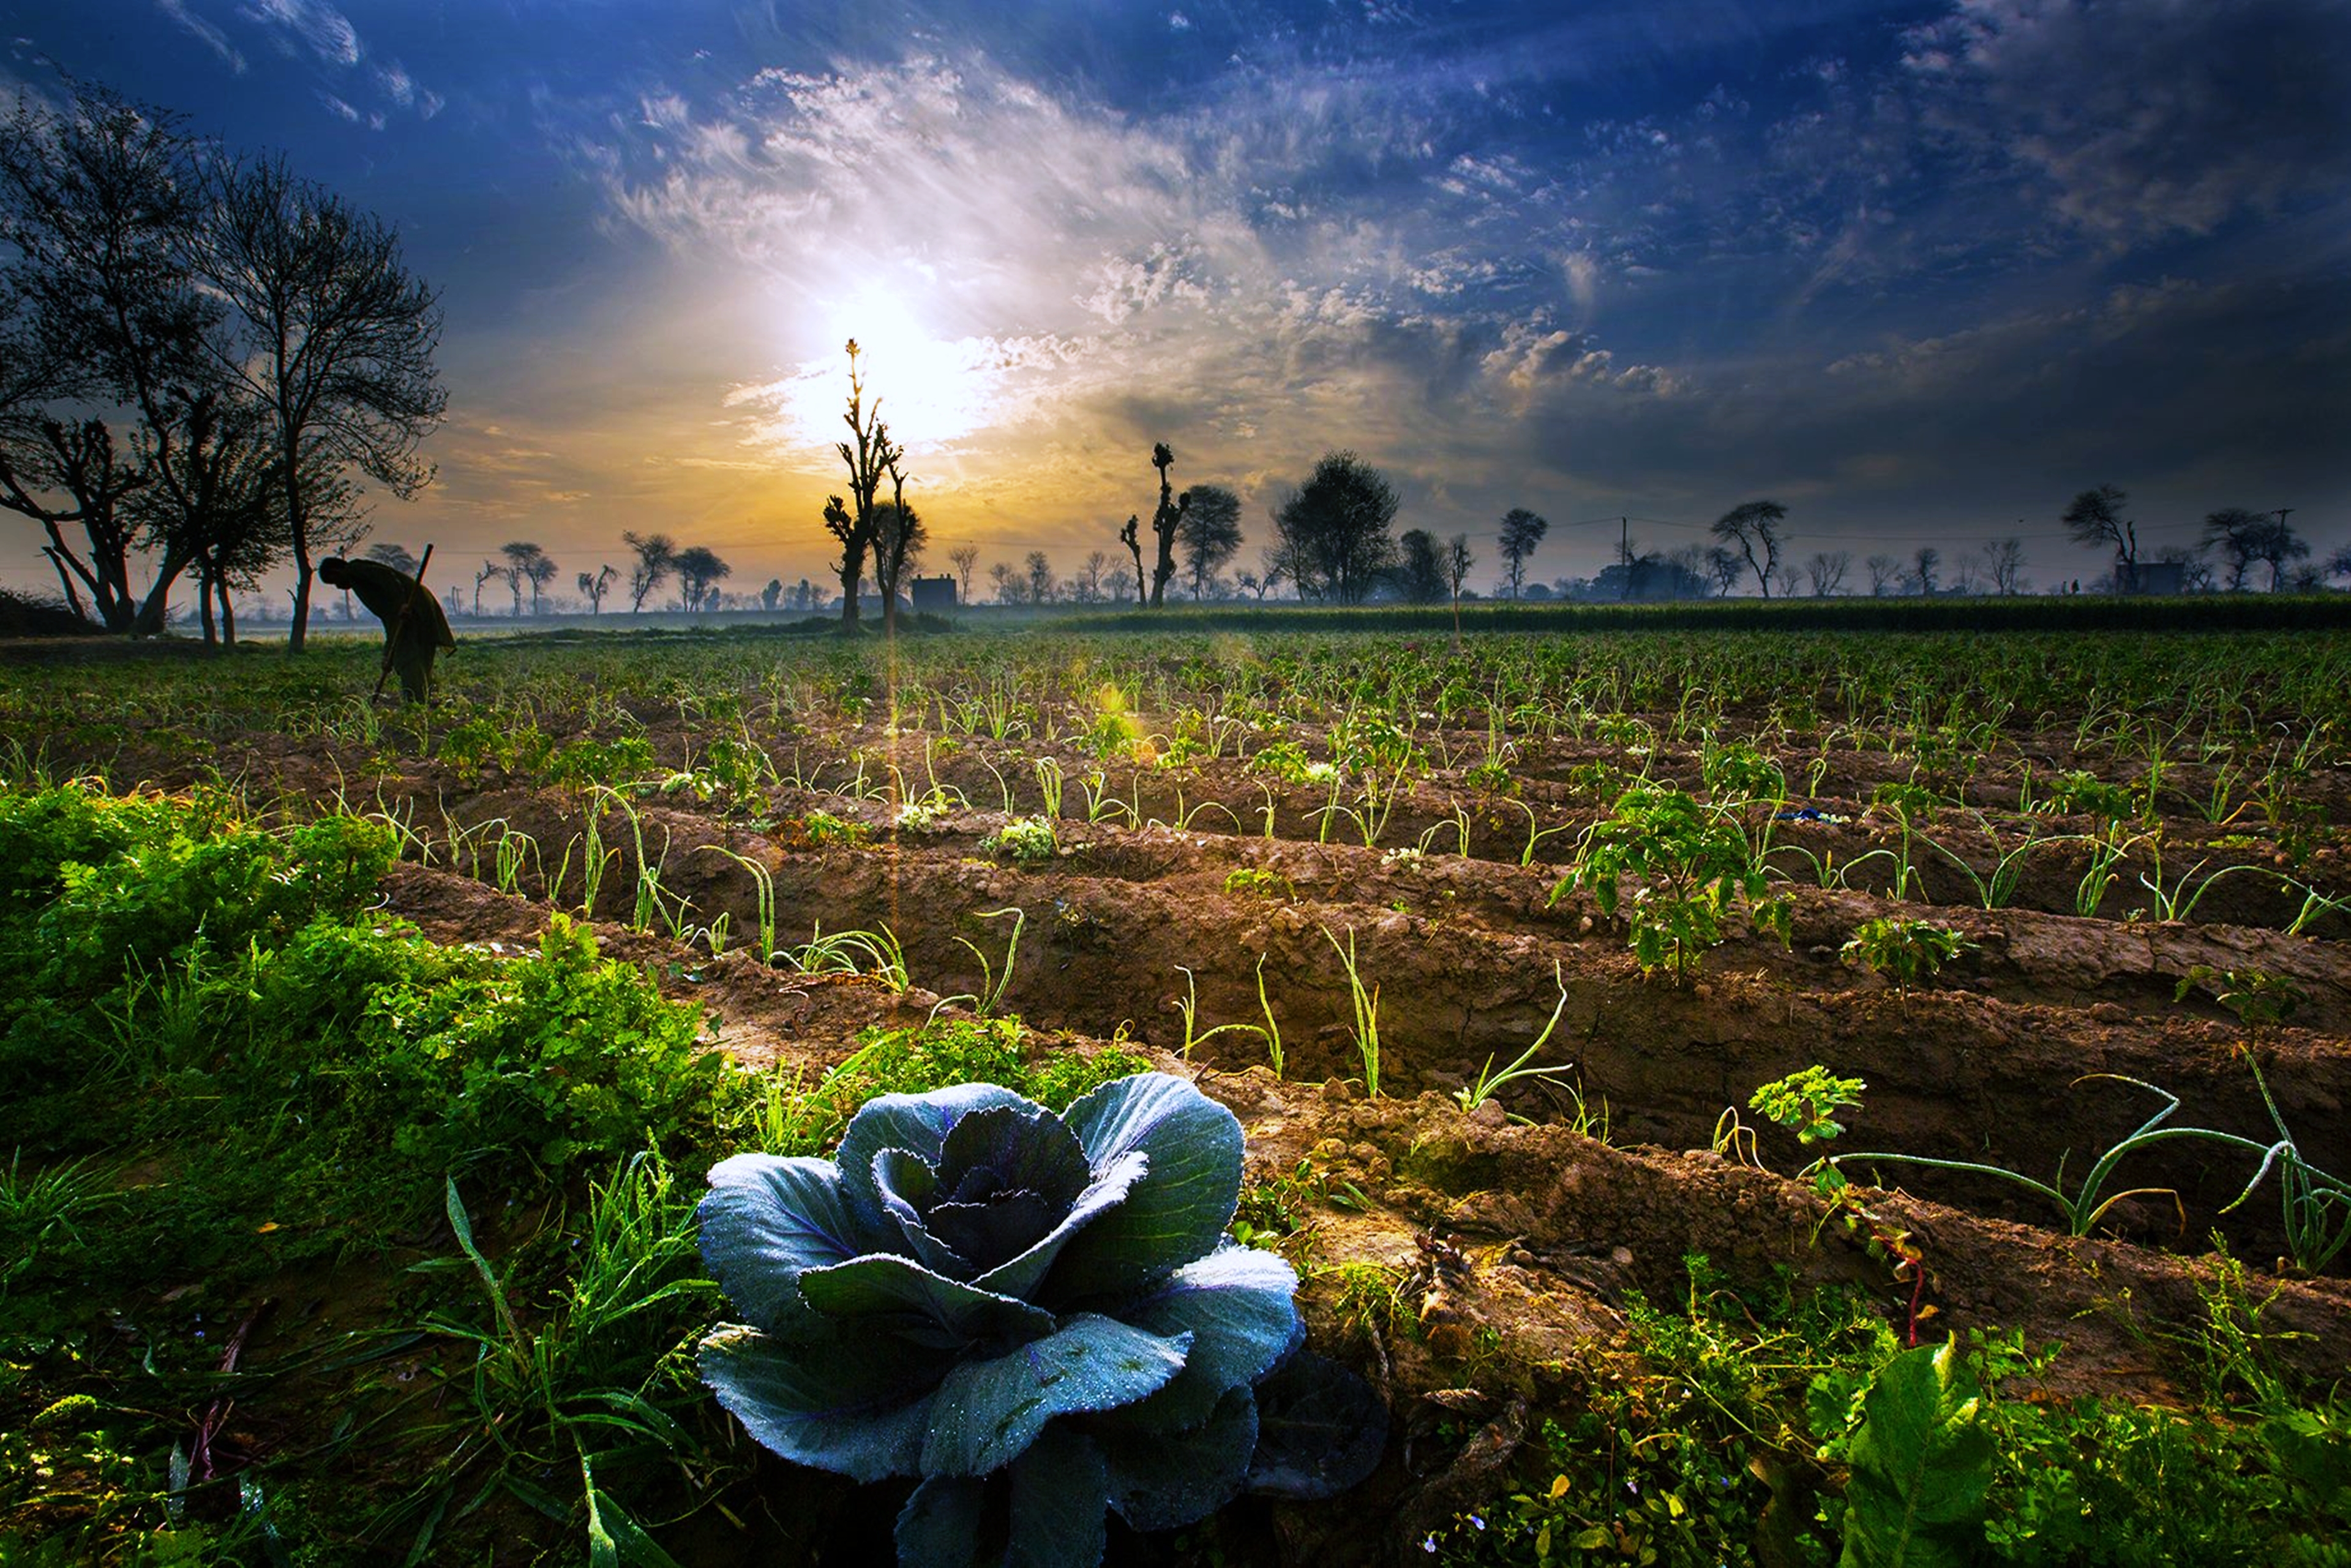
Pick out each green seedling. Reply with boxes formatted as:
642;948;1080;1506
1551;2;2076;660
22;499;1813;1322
1842;916;1974;997
1455;961;1576;1118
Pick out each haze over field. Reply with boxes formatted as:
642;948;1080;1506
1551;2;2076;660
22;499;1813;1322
4;0;2346;602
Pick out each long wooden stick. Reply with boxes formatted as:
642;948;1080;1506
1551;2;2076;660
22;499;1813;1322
371;542;436;701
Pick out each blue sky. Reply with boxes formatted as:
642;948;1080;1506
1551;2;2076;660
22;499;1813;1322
5;0;2347;599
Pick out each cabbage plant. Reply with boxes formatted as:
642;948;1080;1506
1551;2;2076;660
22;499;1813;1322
698;1073;1313;1566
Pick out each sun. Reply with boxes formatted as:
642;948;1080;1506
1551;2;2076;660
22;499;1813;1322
808;283;1000;451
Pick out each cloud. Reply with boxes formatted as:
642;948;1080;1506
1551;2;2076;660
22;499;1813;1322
155;1;245;72
243;0;359;68
1900;0;2351;242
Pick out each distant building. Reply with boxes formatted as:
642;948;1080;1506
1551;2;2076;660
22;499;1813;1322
2120;561;2186;595
910;574;958;612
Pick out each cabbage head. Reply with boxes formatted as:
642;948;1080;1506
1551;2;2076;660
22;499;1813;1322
698;1072;1305;1566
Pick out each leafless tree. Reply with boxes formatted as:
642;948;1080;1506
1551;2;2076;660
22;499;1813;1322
1865;553;1902;596
989;560;1022;605
1804;550;1851;596
1117;514;1145;605
1148;443;1181;606
1983;536;2029;595
197;152;444;651
947;542;980;606
1703;544;1743;598
1103;561;1138;604
577;563;615;613
1073;550;1110;603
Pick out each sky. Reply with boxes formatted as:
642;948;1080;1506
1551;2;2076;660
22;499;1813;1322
4;0;2348;603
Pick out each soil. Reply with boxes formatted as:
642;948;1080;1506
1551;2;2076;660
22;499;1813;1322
28;686;2351;1566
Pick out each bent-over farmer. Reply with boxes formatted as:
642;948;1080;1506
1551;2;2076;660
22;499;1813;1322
317;555;454;703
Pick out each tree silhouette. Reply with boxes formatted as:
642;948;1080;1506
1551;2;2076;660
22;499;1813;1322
1709;500;1787;598
1911;547;1940;595
1497;508;1548;599
0;88;220;635
502;541;553;614
1147;444;1182;606
2248;512;2309;591
1982;538;2028;596
1116;514;1145;605
1804;550;1851;596
1176;482;1243;598
198;151;444;651
675;546;730;612
623;530;674;612
1395;529;1447;604
577;563;615;613
2062;485;2137;588
1865;554;1900;596
1026;550;1056;605
1273;451;1399;604
871;493;926;633
947;542;980;606
2200;508;2266;590
827;339;901;632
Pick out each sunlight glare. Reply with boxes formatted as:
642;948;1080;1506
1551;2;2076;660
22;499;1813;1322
801;282;1001;451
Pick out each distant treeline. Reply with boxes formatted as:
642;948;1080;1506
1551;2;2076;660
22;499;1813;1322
1044;591;2351;637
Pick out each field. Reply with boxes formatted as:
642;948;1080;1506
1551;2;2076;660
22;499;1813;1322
4;609;2349;1565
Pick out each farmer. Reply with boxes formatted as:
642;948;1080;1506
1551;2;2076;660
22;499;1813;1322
317;555;454;703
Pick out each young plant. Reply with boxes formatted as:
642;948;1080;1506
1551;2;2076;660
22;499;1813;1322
980;814;1059;865
696;1074;1370;1567
1454;961;1575;1118
1841;916;1974;998
1323;926;1382;1098
1749;1065;1867;1146
1551;786;1791;983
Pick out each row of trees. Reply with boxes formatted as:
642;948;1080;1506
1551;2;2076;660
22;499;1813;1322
0;84;443;646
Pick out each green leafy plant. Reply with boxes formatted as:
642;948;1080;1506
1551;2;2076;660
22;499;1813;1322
1835;1340;1993;1568
696;1074;1378;1566
1551;786;1791;982
2175;965;2306;1029
1842;917;1974;998
1751;1067;1869;1146
980;814;1059;865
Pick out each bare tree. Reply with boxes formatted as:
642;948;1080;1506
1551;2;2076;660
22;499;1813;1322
1073;550;1110;603
1496;508;1548;599
1804;550;1851;596
1176;481;1243;598
1103;561;1138;604
1117;514;1145;605
1147;444;1182;606
1026;550;1057;605
1703;544;1744;598
1710;500;1788;597
1865;554;1902;596
623;530;675;612
472;559;497;617
947;542;980;606
1770;562;1801;599
197;152;444;651
1445;532;1475;639
1983;536;2029;595
577;563;615;613
2061;484;2137;589
988;560;1022;605
2156;544;2214;593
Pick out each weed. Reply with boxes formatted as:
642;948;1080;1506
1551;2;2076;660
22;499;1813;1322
980;814;1059;865
1841;916;1973;997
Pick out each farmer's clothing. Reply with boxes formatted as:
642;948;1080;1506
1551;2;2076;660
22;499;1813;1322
318;557;454;703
